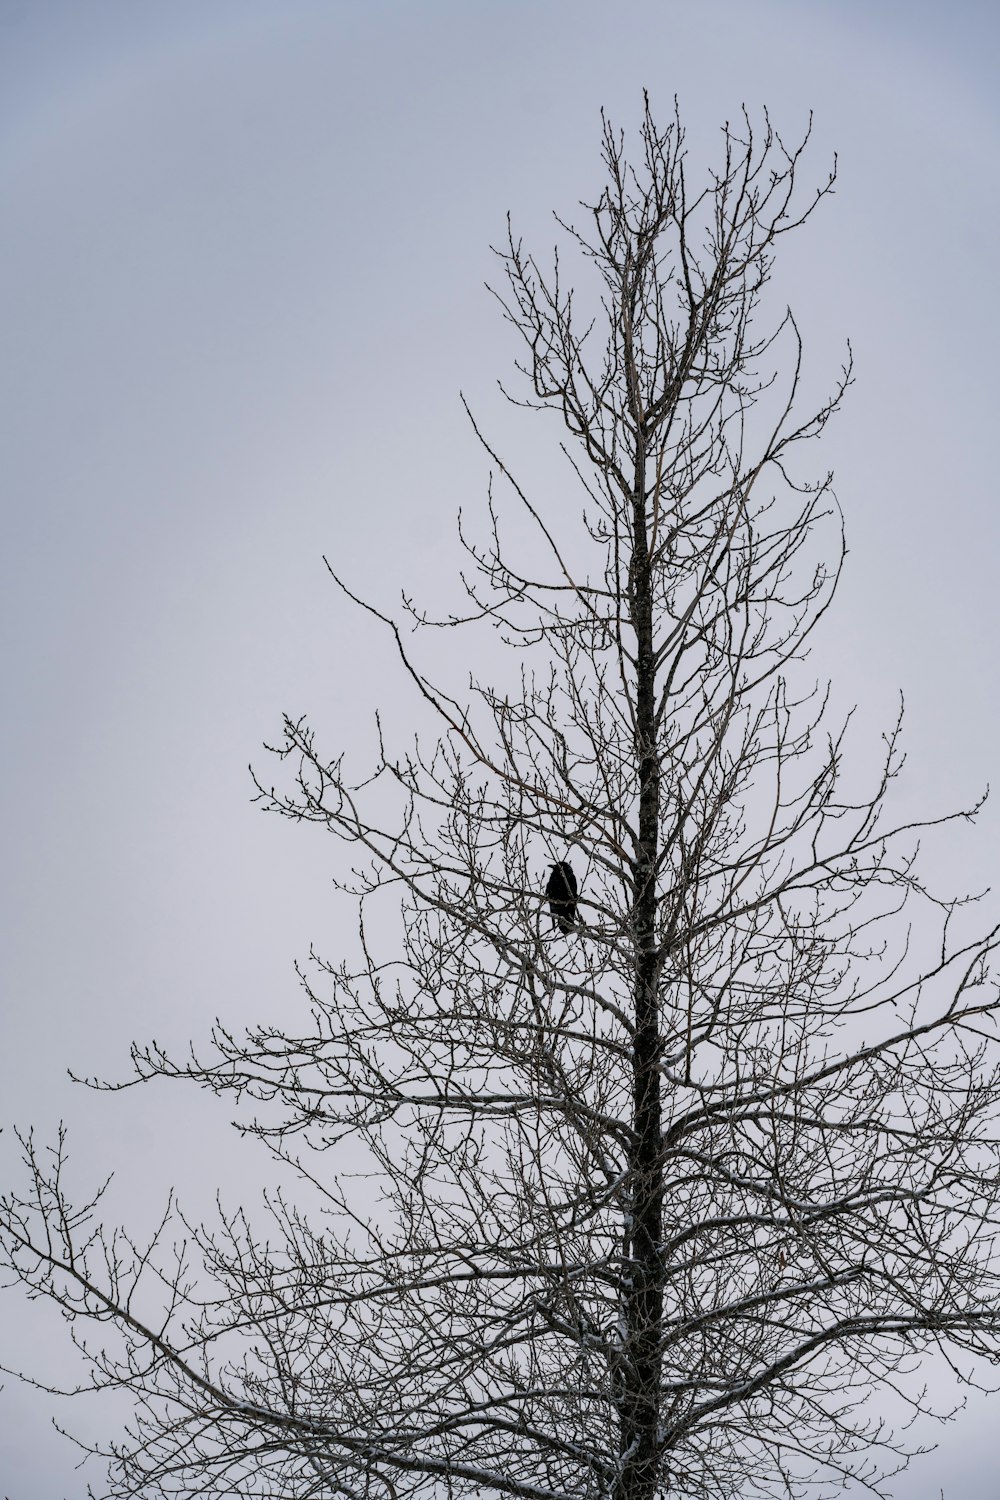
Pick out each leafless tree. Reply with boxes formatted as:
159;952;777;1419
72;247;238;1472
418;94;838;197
5;99;1000;1500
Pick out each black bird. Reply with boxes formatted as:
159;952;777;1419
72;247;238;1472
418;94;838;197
545;861;578;935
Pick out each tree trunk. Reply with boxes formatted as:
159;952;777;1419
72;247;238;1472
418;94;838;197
616;434;664;1500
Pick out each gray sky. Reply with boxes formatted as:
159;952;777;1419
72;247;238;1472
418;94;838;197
1;1;999;1495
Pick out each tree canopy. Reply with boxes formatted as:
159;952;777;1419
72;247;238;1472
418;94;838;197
4;100;1000;1500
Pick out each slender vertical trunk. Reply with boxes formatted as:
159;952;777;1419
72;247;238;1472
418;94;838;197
615;429;664;1500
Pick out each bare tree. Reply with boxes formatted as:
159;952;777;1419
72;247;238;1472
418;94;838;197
5;100;1000;1500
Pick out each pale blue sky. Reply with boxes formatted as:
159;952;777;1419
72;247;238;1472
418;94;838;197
2;2;999;1495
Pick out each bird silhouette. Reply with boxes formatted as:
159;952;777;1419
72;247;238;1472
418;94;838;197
545;861;578;934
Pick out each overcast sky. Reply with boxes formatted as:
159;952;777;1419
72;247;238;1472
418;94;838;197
2;2;999;1496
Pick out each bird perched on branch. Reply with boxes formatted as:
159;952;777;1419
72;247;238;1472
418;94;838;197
545;861;578;934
